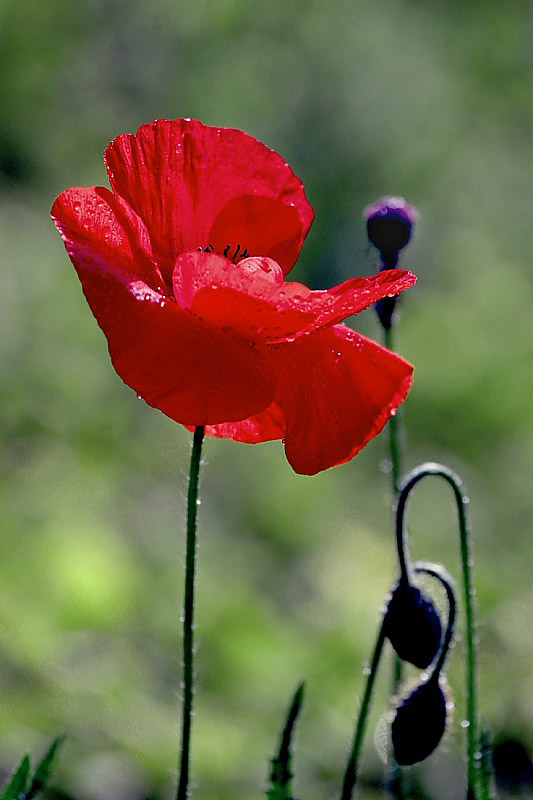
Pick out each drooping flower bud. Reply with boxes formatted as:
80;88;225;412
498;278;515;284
391;677;448;766
383;581;442;669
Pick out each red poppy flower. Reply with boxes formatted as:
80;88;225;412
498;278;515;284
52;118;416;475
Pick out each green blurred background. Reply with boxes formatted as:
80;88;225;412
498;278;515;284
1;0;532;798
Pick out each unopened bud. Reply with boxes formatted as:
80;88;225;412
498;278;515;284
391;678;448;765
383;581;442;669
363;196;418;266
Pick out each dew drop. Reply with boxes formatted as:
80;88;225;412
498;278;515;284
362;665;371;676
461;719;470;729
136;393;143;400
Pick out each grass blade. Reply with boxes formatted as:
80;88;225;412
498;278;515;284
1;755;30;800
24;737;65;800
267;682;305;800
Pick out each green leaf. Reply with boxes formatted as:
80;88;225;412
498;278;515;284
24;737;65;800
266;682;305;800
1;755;31;800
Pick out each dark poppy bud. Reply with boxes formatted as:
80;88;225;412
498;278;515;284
364;196;418;329
363;196;419;266
391;678;448;765
383;581;442;669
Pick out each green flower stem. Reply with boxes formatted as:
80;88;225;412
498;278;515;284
177;425;205;800
383;319;406;800
340;622;387;800
384;324;401;497
395;462;479;799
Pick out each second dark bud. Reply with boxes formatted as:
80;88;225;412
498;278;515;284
391;677;448;765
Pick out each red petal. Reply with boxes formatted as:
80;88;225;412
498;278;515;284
260;269;417;337
271;325;413;474
174;251;416;344
52;187;164;292
52;192;276;425
173;252;316;342
104;118;314;281
173;252;283;308
195;399;286;444
208;195;308;275
199;325;414;475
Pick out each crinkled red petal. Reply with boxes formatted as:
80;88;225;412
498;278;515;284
173;252;283;308
195;399;286;444
208;195;308;275
104;118;314;281
172;252;314;342
258;269;417;337
273;325;413;474
200;325;414;475
52;190;276;425
52;186;164;292
173;250;416;343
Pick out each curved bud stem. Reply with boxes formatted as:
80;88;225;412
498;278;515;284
413;562;456;680
395;462;479;799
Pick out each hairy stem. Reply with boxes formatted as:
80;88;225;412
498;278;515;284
384;325;402;497
340;623;387;800
383;318;406;800
177;425;205;800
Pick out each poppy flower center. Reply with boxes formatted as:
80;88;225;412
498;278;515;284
198;243;250;264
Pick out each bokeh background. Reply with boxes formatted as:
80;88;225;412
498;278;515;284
1;1;532;798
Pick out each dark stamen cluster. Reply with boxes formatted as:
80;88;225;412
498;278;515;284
197;243;250;263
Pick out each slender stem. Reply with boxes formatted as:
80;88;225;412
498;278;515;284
177;425;205;800
340;622;387;800
339;311;406;800
383;310;406;800
384;325;401;497
396;462;479;799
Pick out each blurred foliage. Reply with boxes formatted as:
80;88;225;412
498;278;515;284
1;0;532;798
